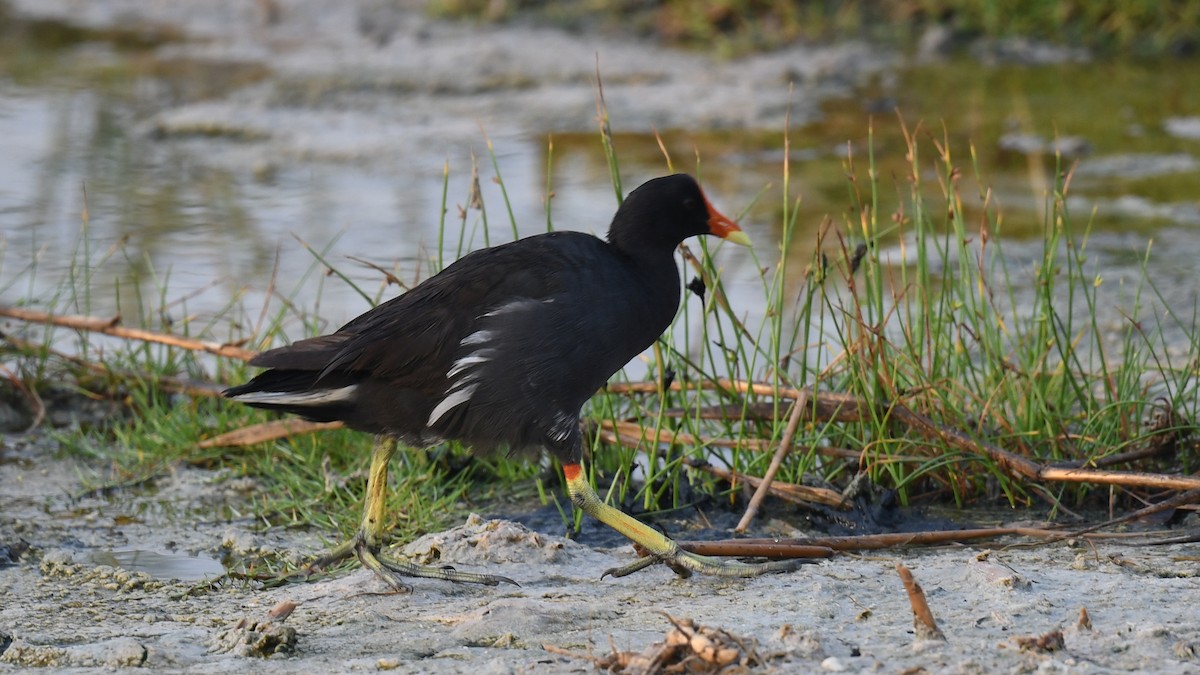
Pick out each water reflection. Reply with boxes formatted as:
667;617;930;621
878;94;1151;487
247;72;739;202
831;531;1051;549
87;548;225;581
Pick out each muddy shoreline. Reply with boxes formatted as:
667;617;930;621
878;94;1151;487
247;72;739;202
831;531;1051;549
3;435;1199;672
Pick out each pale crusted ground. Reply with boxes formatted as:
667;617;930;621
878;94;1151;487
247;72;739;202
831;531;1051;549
2;438;1199;674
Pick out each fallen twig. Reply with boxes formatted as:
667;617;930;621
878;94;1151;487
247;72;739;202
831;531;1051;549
686;459;848;509
676;522;1188;559
0;306;257;361
1034;466;1200;491
2;331;227;399
200;419;345;448
673;539;835;559
1001;487;1200;547
679;526;1031;557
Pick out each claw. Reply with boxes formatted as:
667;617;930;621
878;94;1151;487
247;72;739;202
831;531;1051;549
601;555;660;579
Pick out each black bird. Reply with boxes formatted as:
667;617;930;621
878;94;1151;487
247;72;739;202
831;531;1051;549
224;174;799;589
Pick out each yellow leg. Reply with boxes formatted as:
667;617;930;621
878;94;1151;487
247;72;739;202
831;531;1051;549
563;462;801;579
294;438;517;591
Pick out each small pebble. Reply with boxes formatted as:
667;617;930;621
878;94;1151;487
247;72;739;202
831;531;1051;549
821;656;846;671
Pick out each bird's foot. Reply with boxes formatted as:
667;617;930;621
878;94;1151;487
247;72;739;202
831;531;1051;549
281;530;519;592
563;462;803;582
602;545;802;580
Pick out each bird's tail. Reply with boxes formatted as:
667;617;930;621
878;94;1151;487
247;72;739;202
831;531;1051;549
223;370;361;423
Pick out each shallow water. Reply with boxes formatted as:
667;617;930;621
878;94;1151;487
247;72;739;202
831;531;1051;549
86;547;225;581
1;2;1198;360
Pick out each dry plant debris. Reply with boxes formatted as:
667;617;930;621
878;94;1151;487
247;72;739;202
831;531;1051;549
210;600;299;657
1076;607;1092;631
1013;629;1065;653
546;612;765;673
896;563;945;642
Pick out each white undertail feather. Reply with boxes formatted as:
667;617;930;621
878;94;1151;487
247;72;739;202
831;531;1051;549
230;385;359;406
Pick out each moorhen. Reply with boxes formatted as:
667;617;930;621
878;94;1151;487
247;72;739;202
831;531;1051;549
224;174;799;589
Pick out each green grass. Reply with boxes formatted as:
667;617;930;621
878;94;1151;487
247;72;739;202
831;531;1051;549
576;111;1198;515
3;110;1197;560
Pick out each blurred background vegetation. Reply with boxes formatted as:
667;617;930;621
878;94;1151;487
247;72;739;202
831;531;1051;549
428;0;1200;57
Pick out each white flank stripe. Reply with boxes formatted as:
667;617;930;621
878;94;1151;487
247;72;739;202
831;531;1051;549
483;300;527;318
447;353;491;379
427;383;478;426
460;330;493;346
548;412;577;443
230;385;358;406
447;370;480;391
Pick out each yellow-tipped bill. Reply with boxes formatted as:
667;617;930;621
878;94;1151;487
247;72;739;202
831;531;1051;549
703;193;752;247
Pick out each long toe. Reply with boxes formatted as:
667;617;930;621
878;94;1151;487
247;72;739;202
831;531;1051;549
375;556;519;587
300;538;359;575
265;537;360;587
266;529;517;591
605;550;804;579
678;551;803;578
